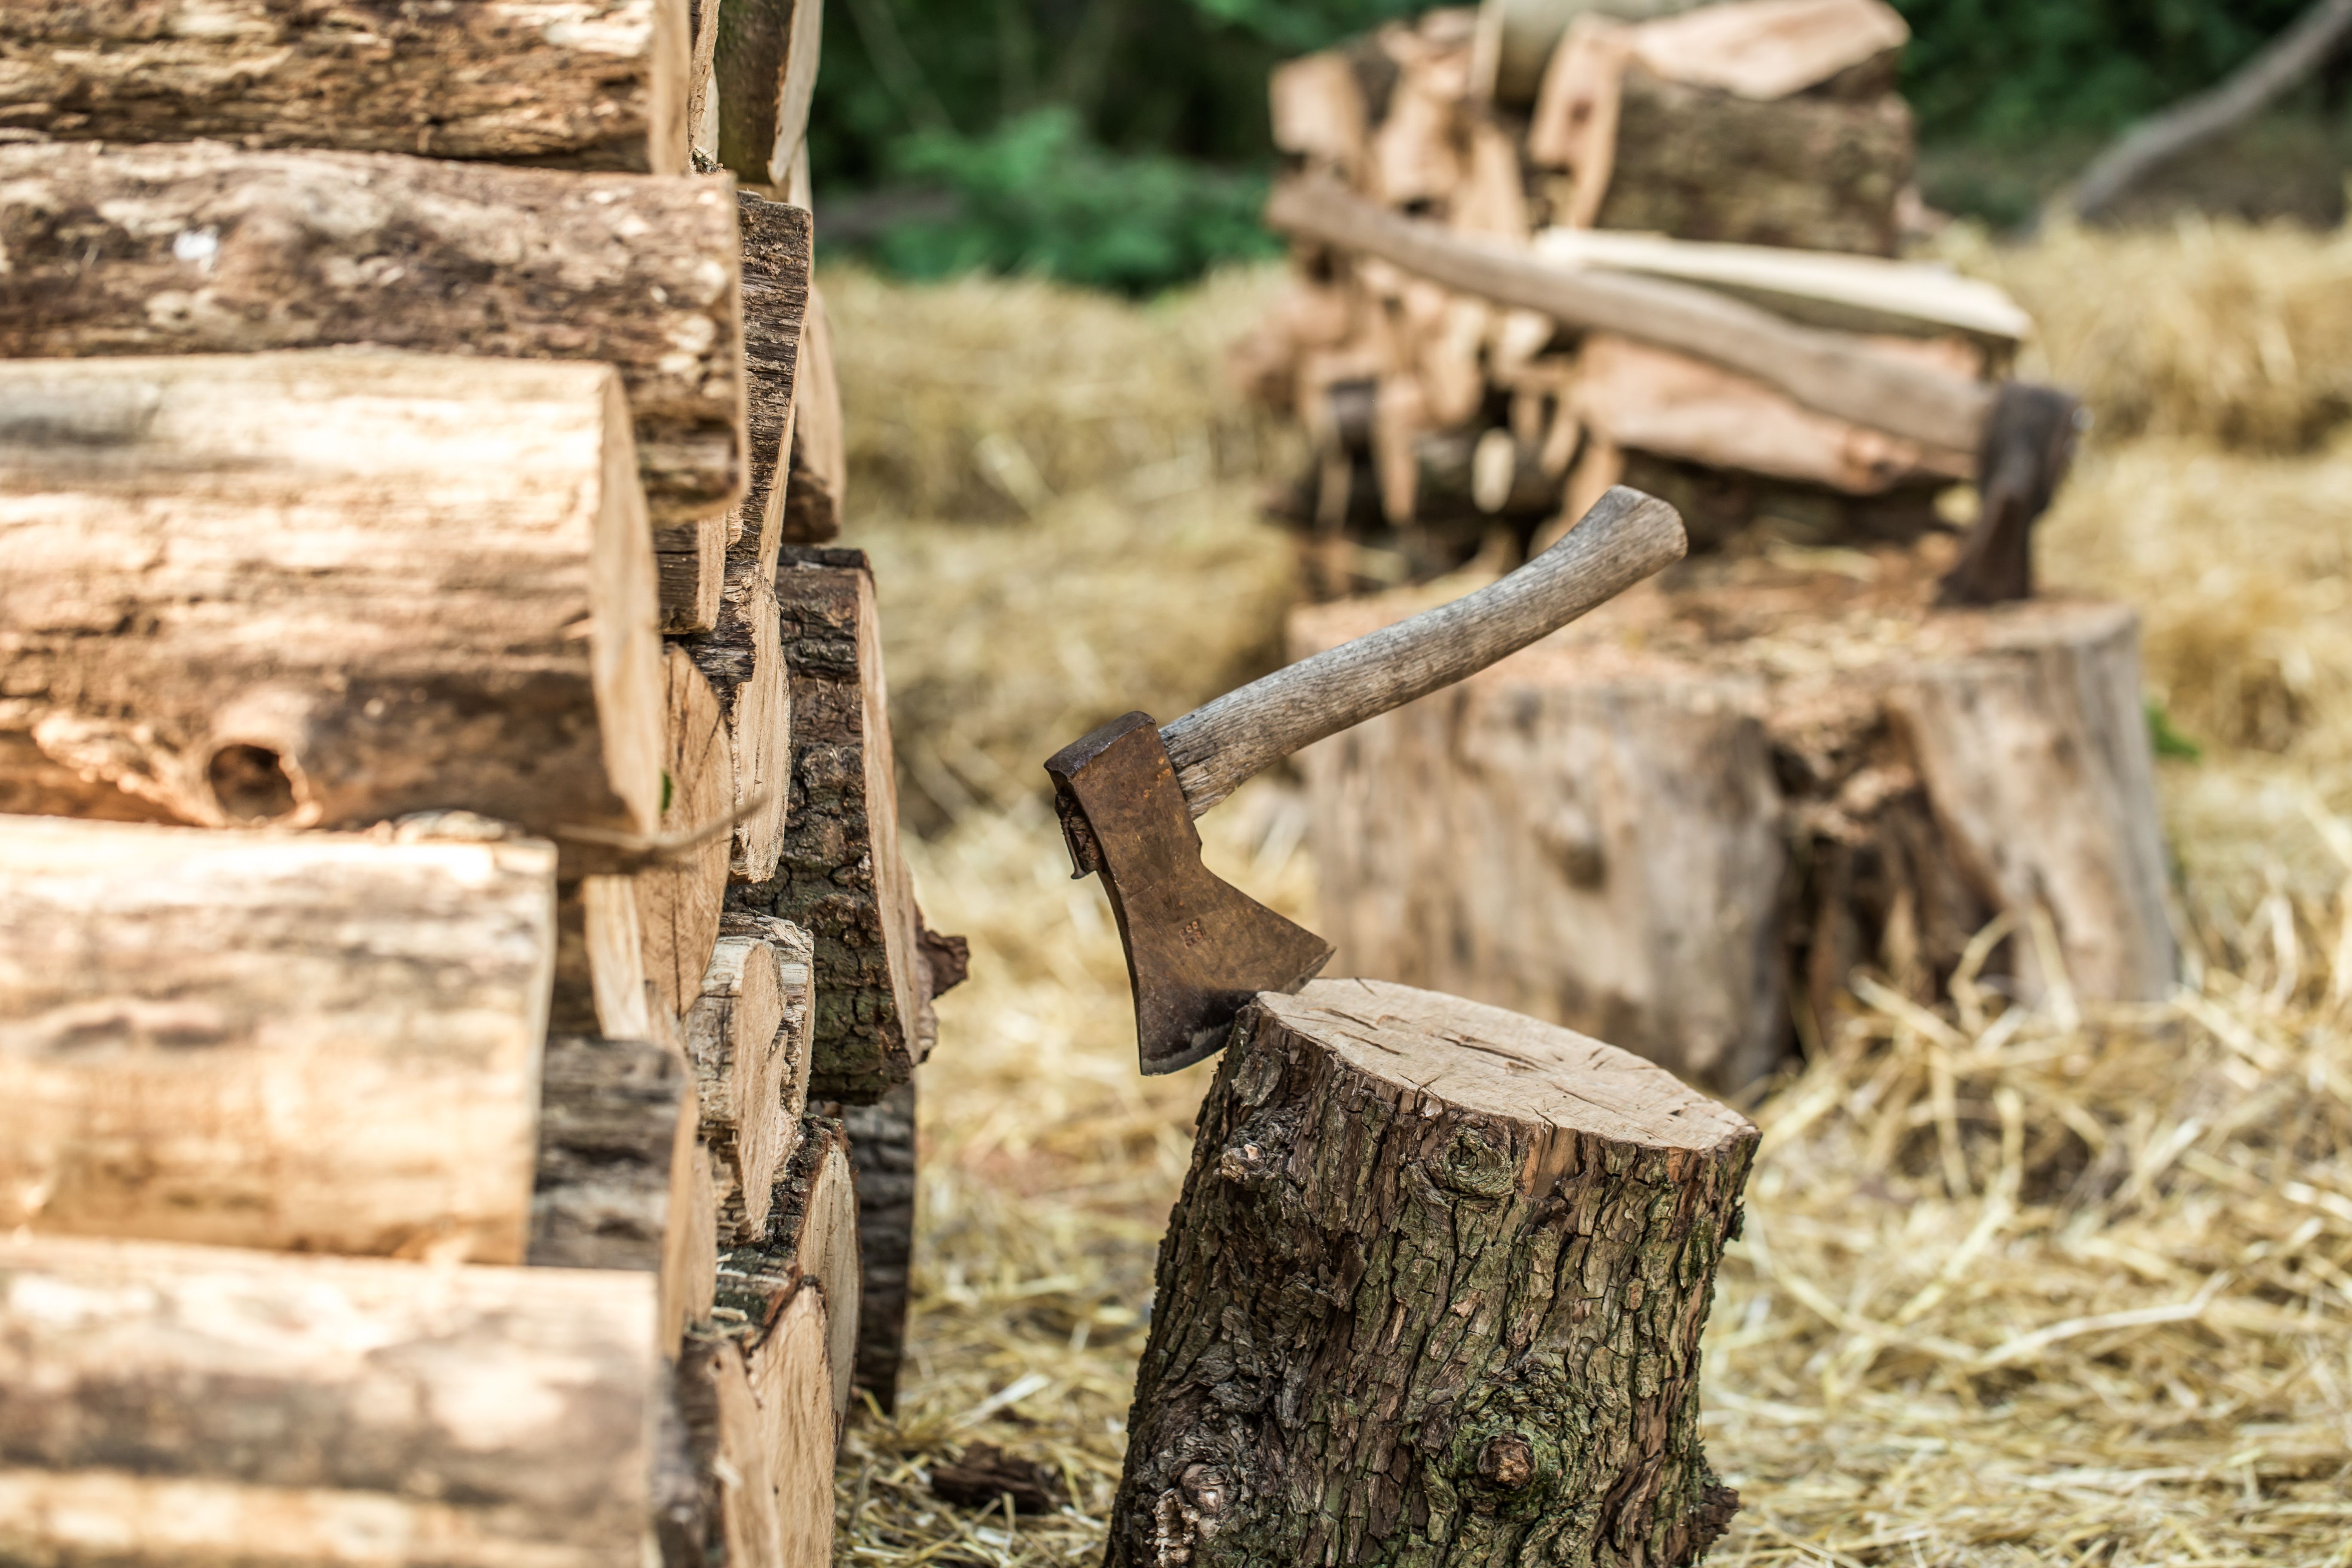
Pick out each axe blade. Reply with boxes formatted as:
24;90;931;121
1045;712;1332;1075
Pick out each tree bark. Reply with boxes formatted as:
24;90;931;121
640;648;736;1022
717;1118;864;1440
529;1032;715;1354
781;284;846;545
1109;979;1754;1568
0;818;555;1263
0;1234;659;1568
685;922;816;1243
736;193;816;561
0;141;745;526
0;352;666;839
0;0;689;174
839;1078;918;1412
1292;560;2177;1089
731;549;922;1103
716;0;824;190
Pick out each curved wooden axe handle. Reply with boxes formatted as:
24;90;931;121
1161;486;1687;816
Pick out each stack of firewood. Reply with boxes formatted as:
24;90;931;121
1234;0;2038;593
0;6;945;1564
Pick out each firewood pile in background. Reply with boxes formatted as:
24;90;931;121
1230;0;2041;594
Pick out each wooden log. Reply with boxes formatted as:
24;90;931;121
1107;979;1755;1568
685;920;816;1243
658;515;729;635
1473;0;1712;107
640;648;736;1022
716;0;824;190
839;1079;918;1412
781;284;846;545
674;1331;788;1568
0;1234;659;1568
0;817;554;1262
0;141;745;527
1291;556;2177;1088
0;351;666;838
682;193;811;883
735;192;817;564
717;1119;863;1439
554;876;658;1040
529;1032;717;1354
732;548;923;1103
0;0;689;174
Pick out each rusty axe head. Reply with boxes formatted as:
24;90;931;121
1042;485;1691;1075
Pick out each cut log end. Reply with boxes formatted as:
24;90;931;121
1109;978;1754;1568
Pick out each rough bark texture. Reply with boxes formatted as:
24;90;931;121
685;922;815;1243
839;1078;918;1412
0;818;555;1263
736;193;815;559
780;285;845;545
0;352;665;839
1592;67;1914;255
1292;557;2177;1090
731;548;922;1103
0;1234;659;1568
1109;980;1755;1568
717;1118;863;1439
0;0;688;173
0;141;744;525
640;648;735;1021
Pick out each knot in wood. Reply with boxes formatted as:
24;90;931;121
1479;1433;1537;1491
1216;1141;1269;1184
1433;1125;1517;1199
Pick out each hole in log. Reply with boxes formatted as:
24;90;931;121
205;744;300;824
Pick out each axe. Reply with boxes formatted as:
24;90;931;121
1045;485;1687;1075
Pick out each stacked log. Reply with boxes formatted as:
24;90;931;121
1237;0;2034;593
0;4;928;1564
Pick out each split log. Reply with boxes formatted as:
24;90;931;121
659;515;729;634
682;193;813;883
0;0;689;173
530;1033;717;1353
1474;0;1713;107
716;0;825;190
781;285;847;545
0;817;555;1262
0;1234;659;1568
554;876;658;1040
685;920;816;1242
639;649;735;1022
0;351;666;838
717;1119;864;1439
1292;556;2177;1089
0;141;746;526
839;1080;918;1412
1108;979;1754;1568
677;1303;833;1568
732;549;923;1103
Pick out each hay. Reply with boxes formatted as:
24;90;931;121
1937;218;2352;452
833;238;2352;1564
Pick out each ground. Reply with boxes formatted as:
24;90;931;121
821;221;2352;1566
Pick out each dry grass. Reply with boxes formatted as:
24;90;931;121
828;226;2352;1565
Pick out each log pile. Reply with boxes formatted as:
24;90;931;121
0;3;942;1562
1234;0;2038;594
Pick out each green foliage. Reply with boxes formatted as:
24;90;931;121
1893;0;2322;146
2147;700;2204;763
874;108;1281;293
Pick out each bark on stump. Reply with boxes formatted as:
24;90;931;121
1109;979;1754;1568
1292;554;2177;1092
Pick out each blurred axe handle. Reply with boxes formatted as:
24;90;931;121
1265;175;1993;453
1160;485;1686;816
1937;384;2085;607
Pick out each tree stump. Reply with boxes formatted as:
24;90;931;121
1109;979;1754;1568
1292;551;2177;1090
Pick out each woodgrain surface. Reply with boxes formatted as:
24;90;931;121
0;0;689;172
0;818;556;1262
0;1234;659;1568
0;352;665;837
0;142;744;524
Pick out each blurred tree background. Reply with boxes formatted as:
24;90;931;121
809;0;2349;291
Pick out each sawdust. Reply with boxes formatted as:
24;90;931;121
830;228;2352;1564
